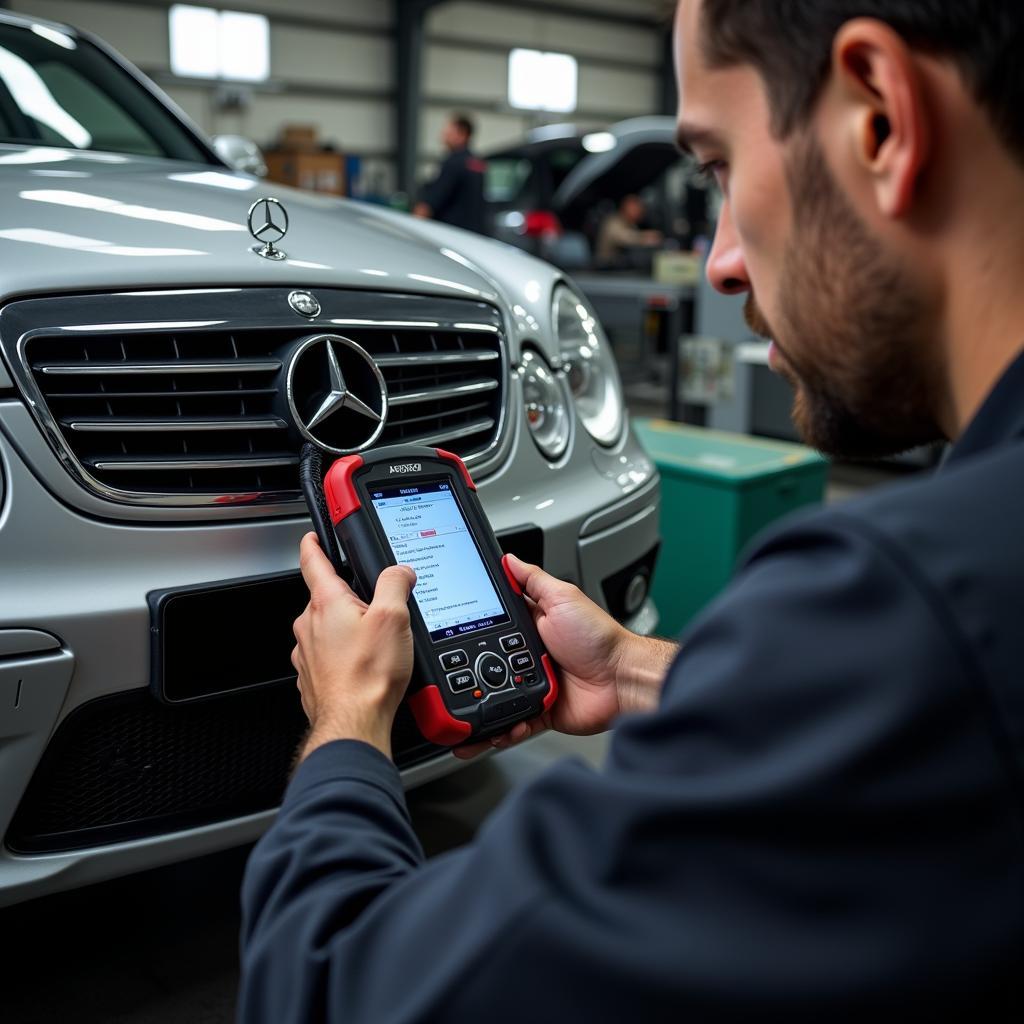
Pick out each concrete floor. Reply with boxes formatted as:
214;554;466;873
0;428;903;1024
0;733;610;1024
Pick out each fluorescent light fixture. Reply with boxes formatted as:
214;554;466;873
508;48;578;113
170;5;219;78
220;10;269;82
169;5;269;82
583;132;616;154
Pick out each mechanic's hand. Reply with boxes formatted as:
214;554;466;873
454;553;632;760
292;532;416;762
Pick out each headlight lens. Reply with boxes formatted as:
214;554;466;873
519;348;570;460
553;285;624;446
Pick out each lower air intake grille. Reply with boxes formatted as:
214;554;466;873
6;686;440;854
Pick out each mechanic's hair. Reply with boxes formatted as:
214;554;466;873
450;113;475;140
700;1;1024;165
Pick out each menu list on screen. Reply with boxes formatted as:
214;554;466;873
370;481;511;642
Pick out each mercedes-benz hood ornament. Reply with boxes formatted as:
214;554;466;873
247;196;288;261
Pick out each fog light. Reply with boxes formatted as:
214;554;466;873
623;572;649;616
601;545;660;623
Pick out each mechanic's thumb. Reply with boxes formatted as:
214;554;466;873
373;564;417;611
505;552;560;604
299;531;348;598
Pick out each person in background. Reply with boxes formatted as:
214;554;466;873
595;193;664;265
412;113;487;234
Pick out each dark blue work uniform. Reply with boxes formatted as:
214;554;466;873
239;353;1024;1022
419;147;487;234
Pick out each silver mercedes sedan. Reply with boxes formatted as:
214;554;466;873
0;9;661;906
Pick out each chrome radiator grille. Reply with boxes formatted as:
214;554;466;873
28;329;295;497
3;289;507;510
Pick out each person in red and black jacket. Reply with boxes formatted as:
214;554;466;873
413;113;487;234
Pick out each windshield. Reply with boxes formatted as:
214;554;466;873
0;20;210;162
484;144;585;207
547;145;585;191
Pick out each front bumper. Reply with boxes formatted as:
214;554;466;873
0;400;660;906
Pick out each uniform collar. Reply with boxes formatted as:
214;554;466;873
946;345;1024;466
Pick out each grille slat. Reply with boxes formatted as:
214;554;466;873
374;350;498;367
64;417;289;433
46;388;279;400
387;377;497;407
397;418;496;448
389;401;491;430
35;360;282;376
23;304;505;505
89;455;300;472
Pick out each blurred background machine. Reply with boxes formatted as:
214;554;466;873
634;419;828;635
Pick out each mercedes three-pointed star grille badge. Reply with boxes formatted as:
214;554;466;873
286;334;388;454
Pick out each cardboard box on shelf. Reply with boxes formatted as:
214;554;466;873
264;150;346;195
278;124;318;152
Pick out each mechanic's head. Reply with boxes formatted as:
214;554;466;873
443;114;475;151
675;0;1024;457
621;195;646;224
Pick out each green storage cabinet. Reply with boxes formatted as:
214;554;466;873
634;419;828;637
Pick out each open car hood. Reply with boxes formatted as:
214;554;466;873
552;117;682;224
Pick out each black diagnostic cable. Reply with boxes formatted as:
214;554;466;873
299;442;346;576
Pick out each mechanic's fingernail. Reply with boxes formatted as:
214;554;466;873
511;723;528;741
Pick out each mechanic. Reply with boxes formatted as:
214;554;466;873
239;2;1024;1019
412;112;487;234
595;193;664;266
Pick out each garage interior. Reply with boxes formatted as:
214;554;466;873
8;0;671;196
0;1;926;1021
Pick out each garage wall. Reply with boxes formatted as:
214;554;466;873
420;0;671;174
9;0;399;192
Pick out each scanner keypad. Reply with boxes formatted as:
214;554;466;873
439;649;469;672
439;630;546;708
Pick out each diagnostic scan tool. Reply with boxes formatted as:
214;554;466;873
301;444;558;746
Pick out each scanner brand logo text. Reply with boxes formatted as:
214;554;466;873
389;463;422;474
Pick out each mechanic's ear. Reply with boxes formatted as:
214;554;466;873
831;18;930;218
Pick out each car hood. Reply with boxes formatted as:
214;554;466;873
0;149;502;305
552;116;681;217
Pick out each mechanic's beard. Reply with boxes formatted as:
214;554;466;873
762;136;943;459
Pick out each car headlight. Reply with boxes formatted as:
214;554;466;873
553;285;624;446
519;348;570;460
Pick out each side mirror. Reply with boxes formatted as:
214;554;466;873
211;135;267;178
